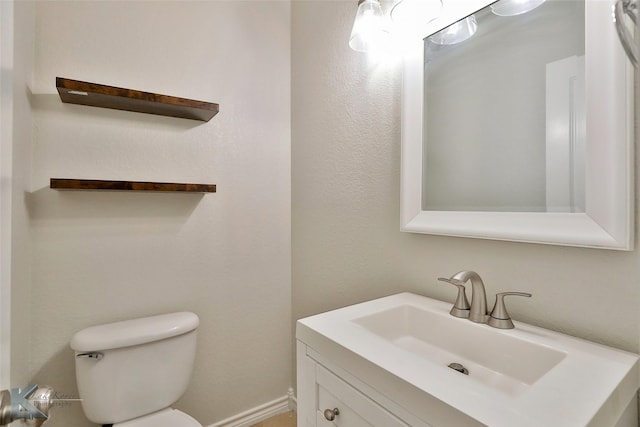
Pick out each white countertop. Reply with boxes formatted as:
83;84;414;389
297;293;639;427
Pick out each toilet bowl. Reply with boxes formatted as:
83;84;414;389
70;312;203;427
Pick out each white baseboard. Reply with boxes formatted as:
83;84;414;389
207;388;296;427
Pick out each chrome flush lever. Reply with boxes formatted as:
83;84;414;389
488;292;532;329
75;352;103;360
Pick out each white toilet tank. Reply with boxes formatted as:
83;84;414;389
70;312;199;425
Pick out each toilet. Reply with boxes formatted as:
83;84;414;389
70;312;202;427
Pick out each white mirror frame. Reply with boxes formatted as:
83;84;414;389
400;0;634;250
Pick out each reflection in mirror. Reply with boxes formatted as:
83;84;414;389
422;0;586;213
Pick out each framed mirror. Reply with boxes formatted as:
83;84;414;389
400;0;634;249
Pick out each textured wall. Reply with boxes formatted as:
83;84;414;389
292;0;639;364
30;2;291;426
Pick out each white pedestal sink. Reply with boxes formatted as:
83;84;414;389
296;293;639;427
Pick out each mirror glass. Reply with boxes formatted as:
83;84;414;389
400;0;634;249
423;0;585;213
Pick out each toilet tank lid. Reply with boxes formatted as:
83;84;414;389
70;312;199;352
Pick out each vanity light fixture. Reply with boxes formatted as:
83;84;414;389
349;0;390;52
490;0;546;16
430;14;478;45
390;0;443;30
349;0;550;54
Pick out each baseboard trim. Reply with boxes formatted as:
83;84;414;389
207;388;296;427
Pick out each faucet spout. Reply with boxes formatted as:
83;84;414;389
449;271;488;324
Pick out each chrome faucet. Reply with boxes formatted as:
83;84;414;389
439;271;488;323
439;270;532;329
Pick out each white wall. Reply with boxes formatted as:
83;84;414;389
292;0;639;365
0;0;36;390
0;0;15;390
29;2;291;426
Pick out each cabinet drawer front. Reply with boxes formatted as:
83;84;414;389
316;365;411;427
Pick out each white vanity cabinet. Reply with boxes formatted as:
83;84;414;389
315;364;410;427
297;341;434;427
296;294;640;427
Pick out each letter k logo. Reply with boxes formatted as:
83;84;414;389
10;385;47;420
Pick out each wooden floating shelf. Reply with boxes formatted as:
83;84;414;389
50;178;216;193
56;77;219;122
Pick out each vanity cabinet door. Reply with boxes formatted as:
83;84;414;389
315;365;413;427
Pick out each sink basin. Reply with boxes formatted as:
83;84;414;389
296;292;640;426
353;304;566;396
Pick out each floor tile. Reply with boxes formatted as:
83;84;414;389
250;411;296;427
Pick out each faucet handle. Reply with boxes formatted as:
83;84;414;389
437;278;470;318
488;292;532;329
